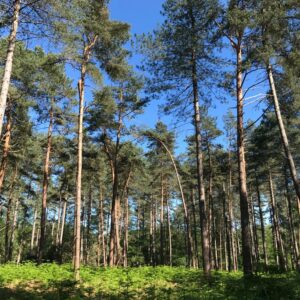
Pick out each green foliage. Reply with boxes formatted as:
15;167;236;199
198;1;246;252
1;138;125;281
0;263;299;299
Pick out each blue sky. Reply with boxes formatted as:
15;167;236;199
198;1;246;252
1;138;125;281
109;0;268;153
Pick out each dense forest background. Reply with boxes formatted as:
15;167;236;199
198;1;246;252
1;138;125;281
0;0;299;288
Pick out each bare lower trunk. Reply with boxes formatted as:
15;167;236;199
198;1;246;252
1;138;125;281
167;198;172;266
8;198;19;261
228;150;238;271
255;173;268;269
4;165;18;262
223;183;232;271
84;185;92;265
97;186;106;267
269;170;287;271
191;190;199;267
0;104;12;190
31;206;38;251
236;46;252;275
123;189;129;267
192;52;210;275
160;173;164;265
284;169;300;270
38;106;53;263
74;62;85;280
59;199;67;263
0;0;20;136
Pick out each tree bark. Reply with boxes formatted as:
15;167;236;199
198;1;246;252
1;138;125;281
160;172;165;265
38;105;53;263
166;197;172;266
4;164;18;262
123;188;129;267
31;206;38;252
8;198;19;261
268;170;287;271
191;50;210;274
284;168;300;270
59;199;67;263
0;0;20;136
255;173;268;269
236;45;253;275
267;64;300;215
223;183;232;271
0;102;12;191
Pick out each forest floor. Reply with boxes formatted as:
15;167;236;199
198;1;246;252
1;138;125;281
0;263;299;299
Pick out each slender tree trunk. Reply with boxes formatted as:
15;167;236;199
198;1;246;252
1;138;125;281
207;144;214;269
38;105;53;264
4;164;17;262
166;197;172;266
191;50;210;275
123;188;129;267
269;170;287;271
191;189;199;267
56;195;62;247
267;65;300;214
250;194;259;266
160;172;165;265
84;185;92;265
149;195;154;266
228;149;238;271
74;36;97;279
31;206;38;252
0;0;20;136
97;185;106;267
0;103;12;190
236;45;253;275
255;173;268;269
74;61;85;279
284;169;300;270
223;183;232;271
8;198;19;261
59;199;67;263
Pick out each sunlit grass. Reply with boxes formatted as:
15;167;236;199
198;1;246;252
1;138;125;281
0;263;299;299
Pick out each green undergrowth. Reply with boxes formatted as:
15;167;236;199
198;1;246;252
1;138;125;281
0;263;299;299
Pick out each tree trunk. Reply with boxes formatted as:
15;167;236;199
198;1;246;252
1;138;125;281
74;36;97;279
228;149;238;271
0;103;12;191
97;185;106;267
269;170;287;271
56;196;62;247
223;183;232;271
0;0;20;136
284;168;300;270
8;198;19;261
123;188;129;267
191;189;199;267
191;50;210;275
267;64;300;215
38;105;53;264
255;173;268;269
160;172;165;265
166;197;172;266
84;185;92;265
236;45;253;275
59;199;67;263
4;164;18;262
31;206;38;252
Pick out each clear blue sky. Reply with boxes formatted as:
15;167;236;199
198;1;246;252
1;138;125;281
109;0;268;153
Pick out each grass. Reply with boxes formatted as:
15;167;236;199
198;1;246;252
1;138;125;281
0;263;299;299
